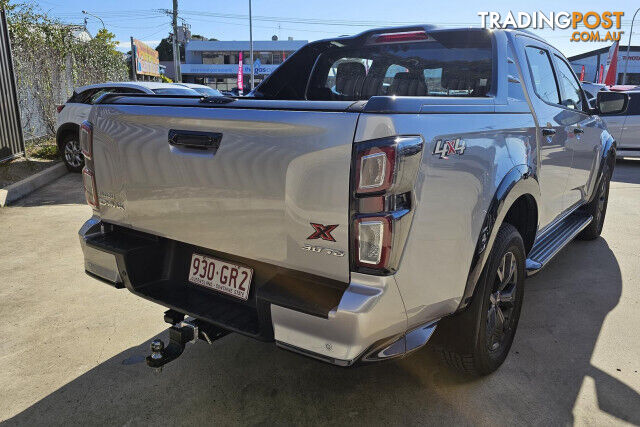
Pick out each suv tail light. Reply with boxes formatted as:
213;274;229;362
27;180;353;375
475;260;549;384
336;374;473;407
80;120;98;209
351;136;423;274
56;104;65;113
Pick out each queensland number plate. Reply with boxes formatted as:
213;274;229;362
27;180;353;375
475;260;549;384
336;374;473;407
188;253;253;301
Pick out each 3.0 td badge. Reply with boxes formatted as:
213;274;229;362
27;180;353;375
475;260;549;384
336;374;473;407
433;138;466;159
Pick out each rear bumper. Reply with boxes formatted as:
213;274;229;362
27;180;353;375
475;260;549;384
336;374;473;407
271;272;408;365
79;218;431;365
78;217;123;286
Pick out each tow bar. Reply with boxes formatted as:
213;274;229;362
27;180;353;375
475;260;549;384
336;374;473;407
146;309;229;371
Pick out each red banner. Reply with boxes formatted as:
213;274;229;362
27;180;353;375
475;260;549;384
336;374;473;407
237;51;244;96
579;65;585;81
603;41;619;86
598;64;604;84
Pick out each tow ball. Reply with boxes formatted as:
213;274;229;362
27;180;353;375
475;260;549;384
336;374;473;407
146;309;229;371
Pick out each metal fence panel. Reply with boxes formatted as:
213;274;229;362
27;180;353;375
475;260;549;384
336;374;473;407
0;8;24;162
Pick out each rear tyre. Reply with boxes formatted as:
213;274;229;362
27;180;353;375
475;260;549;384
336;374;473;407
577;161;612;240
61;133;84;173
432;223;525;376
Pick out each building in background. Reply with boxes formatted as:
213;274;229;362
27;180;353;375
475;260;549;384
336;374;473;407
180;38;307;91
568;46;640;85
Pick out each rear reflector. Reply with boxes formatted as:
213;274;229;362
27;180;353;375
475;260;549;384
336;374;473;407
372;31;429;44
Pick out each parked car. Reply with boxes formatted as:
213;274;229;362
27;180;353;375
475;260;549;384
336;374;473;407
600;90;640;158
175;83;223;97
580;82;606;107
78;26;626;376
609;85;639;92
55;82;200;172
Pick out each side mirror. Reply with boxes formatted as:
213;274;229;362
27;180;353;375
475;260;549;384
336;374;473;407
597;91;629;115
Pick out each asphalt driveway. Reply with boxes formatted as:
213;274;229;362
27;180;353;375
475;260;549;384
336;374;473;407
1;161;639;426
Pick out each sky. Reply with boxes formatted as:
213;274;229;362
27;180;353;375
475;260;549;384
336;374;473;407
39;0;640;58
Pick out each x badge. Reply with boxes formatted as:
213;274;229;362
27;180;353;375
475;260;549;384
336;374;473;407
446;140;456;155
307;223;338;242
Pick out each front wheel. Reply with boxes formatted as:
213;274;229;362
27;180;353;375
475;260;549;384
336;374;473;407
433;223;526;376
61;134;84;173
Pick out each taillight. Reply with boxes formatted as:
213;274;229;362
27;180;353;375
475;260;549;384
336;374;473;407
82;168;99;208
355;215;392;268
370;31;429;44
351;136;423;274
356;146;395;194
80;121;93;159
56;104;65;113
80;120;98;209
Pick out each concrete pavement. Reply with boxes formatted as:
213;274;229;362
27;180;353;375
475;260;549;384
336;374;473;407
1;162;639;426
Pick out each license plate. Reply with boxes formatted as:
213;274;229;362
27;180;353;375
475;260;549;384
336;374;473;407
188;253;253;301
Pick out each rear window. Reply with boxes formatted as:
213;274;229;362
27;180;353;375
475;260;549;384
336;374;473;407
152;88;199;95
190;86;222;97
305;31;493;100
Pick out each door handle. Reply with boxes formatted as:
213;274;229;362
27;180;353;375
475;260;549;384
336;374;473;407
168;129;222;150
573;128;584;134
542;128;556;136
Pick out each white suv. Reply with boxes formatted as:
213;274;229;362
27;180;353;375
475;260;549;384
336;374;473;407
56;82;199;172
600;90;640;158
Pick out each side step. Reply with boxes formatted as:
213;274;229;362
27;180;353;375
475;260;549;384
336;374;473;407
526;211;592;276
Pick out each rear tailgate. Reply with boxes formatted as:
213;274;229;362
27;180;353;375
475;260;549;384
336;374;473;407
91;103;358;282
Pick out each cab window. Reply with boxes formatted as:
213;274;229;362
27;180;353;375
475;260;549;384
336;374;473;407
303;30;493;101
524;47;559;105
553;55;583;111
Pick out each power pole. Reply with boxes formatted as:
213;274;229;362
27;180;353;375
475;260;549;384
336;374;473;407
172;0;182;82
622;8;639;85
130;37;137;81
249;0;254;91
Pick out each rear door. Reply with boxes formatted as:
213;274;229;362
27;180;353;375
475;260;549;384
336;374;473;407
551;53;602;208
59;89;95;126
617;93;640;151
92;104;358;282
520;42;574;228
600;100;627;143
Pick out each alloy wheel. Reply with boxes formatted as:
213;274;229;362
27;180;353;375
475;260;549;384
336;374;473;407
486;251;518;352
595;176;608;223
64;139;83;168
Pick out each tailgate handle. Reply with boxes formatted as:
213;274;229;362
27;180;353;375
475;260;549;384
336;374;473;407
168;129;222;150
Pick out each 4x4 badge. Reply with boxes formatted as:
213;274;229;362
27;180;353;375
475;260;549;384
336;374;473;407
307;223;338;242
433;138;466;159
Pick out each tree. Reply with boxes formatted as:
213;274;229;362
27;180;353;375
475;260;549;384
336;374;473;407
5;1;127;137
155;37;174;61
155;36;184;61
